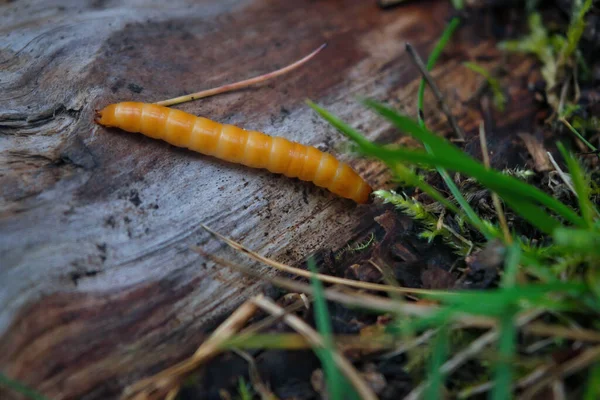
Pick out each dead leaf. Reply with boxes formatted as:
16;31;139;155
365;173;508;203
518;132;553;172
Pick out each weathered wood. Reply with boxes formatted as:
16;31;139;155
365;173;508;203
0;1;538;398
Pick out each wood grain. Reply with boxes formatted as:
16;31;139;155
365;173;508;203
0;1;537;398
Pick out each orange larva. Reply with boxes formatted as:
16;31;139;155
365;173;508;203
95;102;372;204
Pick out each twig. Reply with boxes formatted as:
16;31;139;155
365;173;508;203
405;42;465;140
251;296;379;400
156;44;326;107
122;299;258;399
199;224;449;296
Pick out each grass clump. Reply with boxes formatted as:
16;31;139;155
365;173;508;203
303;4;599;390
306;93;599;397
500;0;596;150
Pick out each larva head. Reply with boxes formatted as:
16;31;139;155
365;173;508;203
94;103;119;127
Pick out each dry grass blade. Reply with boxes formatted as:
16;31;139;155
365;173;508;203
156;44;326;107
199;224;447;296
225;333;400;351
451;322;600;397
381;329;438;360
122;299;258;399
521;345;600;399
405;42;465;140
458;363;551;398
251;296;380;400
523;323;600;343
404;310;543;400
191;246;499;327
165;388;178;400
547;151;577;197
193;248;597;345
551;380;566;400
238;297;310;338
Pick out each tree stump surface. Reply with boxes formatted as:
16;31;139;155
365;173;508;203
0;1;537;398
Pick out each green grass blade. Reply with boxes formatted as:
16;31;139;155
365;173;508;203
414;16;495;240
561;0;593;61
553;228;600;255
417;17;461;126
308;258;346;400
388;165;462;216
306;100;378;152
423;282;586;305
383;148;570;230
434;165;494;238
584;362;600;400
520;251;560;282
402;282;587;332
236;377;253;400
463;61;506;111
502;242;521;288
358;100;585;228
307;99;495;237
491;309;517;400
450;0;464;10
308;100;584;230
557;142;599;227
364;99;482;170
425;325;449;400
492;241;519;400
561;118;598;155
0;373;50;400
502;193;561;235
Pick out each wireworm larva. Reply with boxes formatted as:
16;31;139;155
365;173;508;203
95;102;372;203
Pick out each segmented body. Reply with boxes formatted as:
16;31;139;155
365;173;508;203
95;102;372;203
